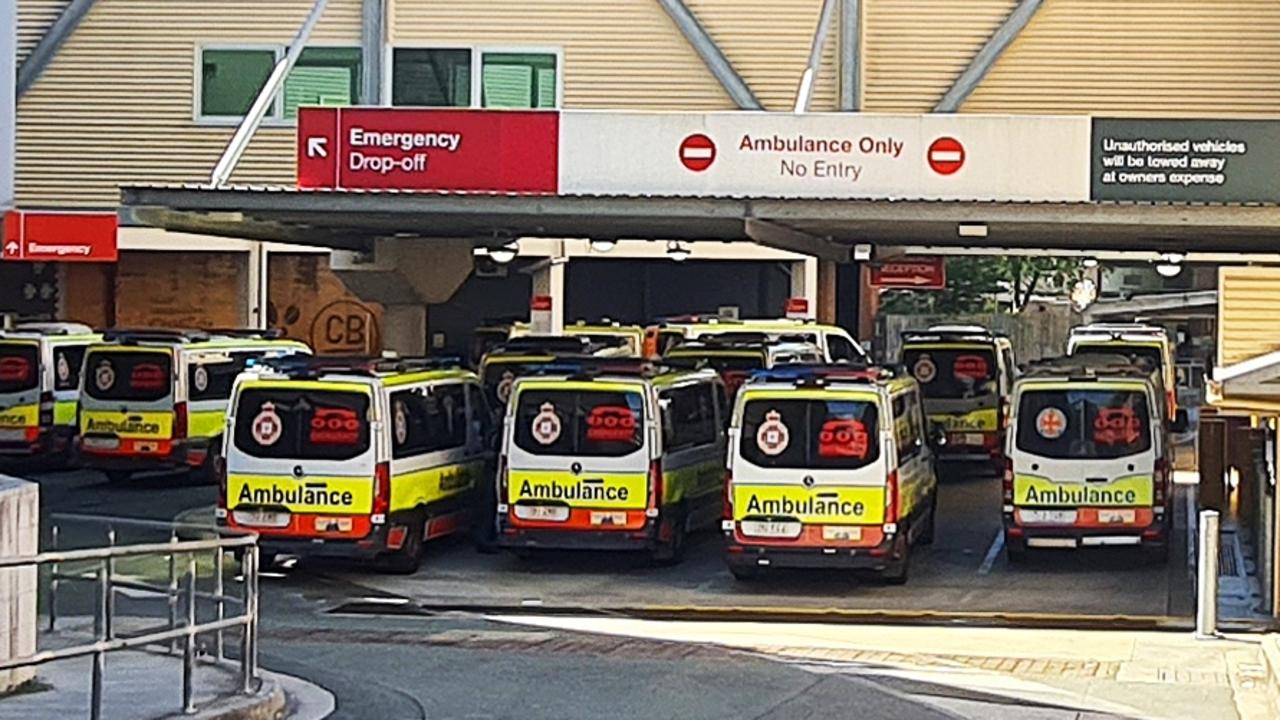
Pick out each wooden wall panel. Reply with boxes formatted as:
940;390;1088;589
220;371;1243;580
113;251;246;329
268;254;383;355
61;263;113;328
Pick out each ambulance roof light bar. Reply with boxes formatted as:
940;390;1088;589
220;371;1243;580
205;327;286;340
259;354;463;378
749;363;892;386
3;322;95;337
102;328;211;345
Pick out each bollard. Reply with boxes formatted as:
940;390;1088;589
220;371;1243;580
1195;509;1220;639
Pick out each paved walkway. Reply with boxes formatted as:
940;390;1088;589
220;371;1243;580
496;615;1280;720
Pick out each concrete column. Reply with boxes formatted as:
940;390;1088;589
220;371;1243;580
790;258;819;317
383;303;427;356
0;476;37;693
0;0;15;212
817;260;837;324
247;244;268;329
530;258;566;335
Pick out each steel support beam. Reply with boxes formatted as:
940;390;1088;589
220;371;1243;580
794;0;839;113
361;0;385;105
16;0;98;98
839;0;860;111
654;0;762;110
745;218;849;263
210;0;330;187
933;0;1042;113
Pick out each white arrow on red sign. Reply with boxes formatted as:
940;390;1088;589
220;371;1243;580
307;137;328;158
3;241;18;257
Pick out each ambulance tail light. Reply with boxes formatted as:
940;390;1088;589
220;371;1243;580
1003;457;1014;503
884;470;900;526
1154;458;1169;507
722;470;733;521
173;401;188;440
647;459;663;518
999;398;1011;431
372;461;391;523
39;391;54;427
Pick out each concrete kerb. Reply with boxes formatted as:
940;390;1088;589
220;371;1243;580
158;663;285;720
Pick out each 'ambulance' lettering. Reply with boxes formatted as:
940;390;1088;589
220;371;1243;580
518;478;629;503
1022;486;1139;506
745;494;866;518
238;484;356;508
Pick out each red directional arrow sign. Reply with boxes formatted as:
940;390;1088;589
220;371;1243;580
869;257;946;289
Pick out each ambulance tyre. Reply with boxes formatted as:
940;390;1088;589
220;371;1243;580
650;507;688;566
380;511;425;575
882;534;911;585
918;493;938;546
1005;535;1028;564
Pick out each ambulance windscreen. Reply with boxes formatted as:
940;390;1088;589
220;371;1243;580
740;398;880;470
234;388;371;461
1016;389;1151;459
902;347;997;400
1071;343;1164;371
514;389;644;457
0;344;39;394
83;350;173;402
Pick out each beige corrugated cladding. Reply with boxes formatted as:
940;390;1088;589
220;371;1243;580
389;0;837;112
963;0;1280;115
685;0;839;111
1218;266;1280;367
862;0;1016;113
16;0;68;64
15;0;362;207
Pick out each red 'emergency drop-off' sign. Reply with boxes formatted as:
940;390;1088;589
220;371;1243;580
297;108;559;192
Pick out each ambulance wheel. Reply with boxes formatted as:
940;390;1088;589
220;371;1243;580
917;493;938;546
729;564;759;581
104;470;132;485
379;512;425;575
650;509;688;566
882;535;911;585
1005;535;1028;564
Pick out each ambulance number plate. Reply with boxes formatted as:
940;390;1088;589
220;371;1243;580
0;429;27;442
590;511;627;526
741;519;802;538
821;525;863;542
514;504;570;522
82;436;120;450
1098;509;1136;524
233;509;290;528
1018;509;1078;525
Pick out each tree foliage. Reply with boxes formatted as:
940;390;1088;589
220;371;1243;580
878;256;1082;315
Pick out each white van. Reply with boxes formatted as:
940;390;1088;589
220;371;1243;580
220;356;495;573
497;361;725;564
1067;323;1176;416
724;366;939;583
0;323;100;461
1004;357;1182;562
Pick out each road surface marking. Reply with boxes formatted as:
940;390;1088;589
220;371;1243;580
978;531;1004;575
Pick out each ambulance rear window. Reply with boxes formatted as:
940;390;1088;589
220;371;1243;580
0;344;38;394
902;347;997;400
739;398;880;470
514;389;644;457
1016;388;1151;459
234;388;371;461
84;350;172;402
1072;343;1164;371
482;361;546;408
667;353;765;372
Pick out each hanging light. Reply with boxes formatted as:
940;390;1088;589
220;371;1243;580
1154;252;1184;278
1081;257;1099;269
666;241;690;262
488;242;519;264
589;238;617;253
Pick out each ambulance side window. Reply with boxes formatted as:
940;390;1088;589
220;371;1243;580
893;393;921;459
1001;345;1017;387
54;345;87;391
391;384;468;458
662;383;716;452
827;334;859;363
189;360;240;402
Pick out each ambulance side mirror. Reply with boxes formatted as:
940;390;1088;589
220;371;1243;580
1170;409;1189;434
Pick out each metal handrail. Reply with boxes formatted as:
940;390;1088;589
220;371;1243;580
0;514;261;718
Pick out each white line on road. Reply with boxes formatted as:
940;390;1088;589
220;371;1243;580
977;531;1004;575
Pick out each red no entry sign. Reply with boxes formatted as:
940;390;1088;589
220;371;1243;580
927;137;965;175
679;134;716;172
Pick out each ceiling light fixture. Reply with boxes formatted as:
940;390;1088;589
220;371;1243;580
667;241;690;262
589;238;617;253
488;242;519;264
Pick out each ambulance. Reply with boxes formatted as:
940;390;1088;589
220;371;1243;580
496;360;725;563
0;323;101;462
1067;323;1177;416
646;317;867;364
78;329;309;483
899;326;1016;475
220;356;494;572
724;366;939;583
512;320;646;356
479;335;633;413
1003;357;1184;562
664;338;824;400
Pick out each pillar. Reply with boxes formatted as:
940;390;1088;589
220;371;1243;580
530;258;566;335
790;258;819;318
382;304;427;356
